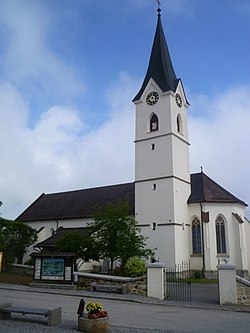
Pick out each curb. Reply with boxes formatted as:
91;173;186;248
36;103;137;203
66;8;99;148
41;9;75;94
1;283;250;313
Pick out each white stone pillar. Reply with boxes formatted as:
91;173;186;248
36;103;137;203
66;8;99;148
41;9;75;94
147;263;166;300
217;263;237;305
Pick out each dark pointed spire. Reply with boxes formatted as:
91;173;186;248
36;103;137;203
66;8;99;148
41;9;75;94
133;9;178;102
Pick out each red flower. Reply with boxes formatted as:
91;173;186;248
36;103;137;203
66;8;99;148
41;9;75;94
87;310;108;319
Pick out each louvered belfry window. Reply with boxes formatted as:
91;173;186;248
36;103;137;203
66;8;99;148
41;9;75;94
150;114;159;132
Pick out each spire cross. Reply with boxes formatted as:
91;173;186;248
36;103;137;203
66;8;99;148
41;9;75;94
156;0;161;15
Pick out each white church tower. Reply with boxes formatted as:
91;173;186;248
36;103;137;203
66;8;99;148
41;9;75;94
133;7;191;266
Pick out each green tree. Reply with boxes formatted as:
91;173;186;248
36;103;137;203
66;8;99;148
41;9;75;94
0;218;37;270
56;230;99;269
90;201;154;273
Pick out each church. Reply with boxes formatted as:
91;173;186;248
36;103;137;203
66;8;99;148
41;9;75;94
17;8;250;278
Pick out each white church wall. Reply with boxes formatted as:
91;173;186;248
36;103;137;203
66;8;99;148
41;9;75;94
200;203;246;272
203;220;213;272
231;214;243;269
23;217;93;262
172;135;190;182
138;223;190;268
235;215;250;273
188;205;204;271
187;203;248;274
173;178;191;222
201;204;225;271
244;218;250;274
190;256;203;271
138;224;176;267
135;179;175;223
238;221;248;271
135;81;172;141
27;217;92;242
174;224;191;264
170;82;189;138
135;137;173;180
157;225;176;266
172;179;191;264
241;216;249;273
135;174;191;227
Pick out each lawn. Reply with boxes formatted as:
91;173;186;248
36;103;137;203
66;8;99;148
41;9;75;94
0;271;217;286
0;272;33;285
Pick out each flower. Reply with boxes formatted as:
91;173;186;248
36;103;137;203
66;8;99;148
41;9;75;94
85;302;108;319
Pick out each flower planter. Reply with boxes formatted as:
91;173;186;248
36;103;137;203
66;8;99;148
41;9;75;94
78;316;109;333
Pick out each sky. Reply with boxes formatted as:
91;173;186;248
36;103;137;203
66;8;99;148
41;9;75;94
0;0;250;220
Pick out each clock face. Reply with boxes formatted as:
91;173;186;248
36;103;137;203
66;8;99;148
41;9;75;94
175;93;182;108
146;91;159;105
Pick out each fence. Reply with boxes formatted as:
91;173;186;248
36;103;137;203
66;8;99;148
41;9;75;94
165;261;191;301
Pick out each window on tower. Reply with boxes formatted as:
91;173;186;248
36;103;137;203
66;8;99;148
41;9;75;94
150;114;159;132
177;114;183;134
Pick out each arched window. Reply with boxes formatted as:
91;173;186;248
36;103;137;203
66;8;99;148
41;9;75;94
192;218;202;254
216;216;226;254
150;114;159;132
177;114;183;134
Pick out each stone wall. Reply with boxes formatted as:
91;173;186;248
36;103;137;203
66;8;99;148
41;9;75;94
8;264;147;296
237;276;250;305
75;272;147;296
9;263;34;275
127;277;147;296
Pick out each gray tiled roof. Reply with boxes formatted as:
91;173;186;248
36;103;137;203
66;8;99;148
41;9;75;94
188;172;247;206
17;182;135;222
17;173;247;223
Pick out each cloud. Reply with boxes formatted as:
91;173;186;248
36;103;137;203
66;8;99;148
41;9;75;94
0;73;137;219
189;85;250;212
0;1;249;221
1;76;249;220
0;0;85;103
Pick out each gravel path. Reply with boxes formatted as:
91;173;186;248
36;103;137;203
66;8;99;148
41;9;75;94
0;318;177;333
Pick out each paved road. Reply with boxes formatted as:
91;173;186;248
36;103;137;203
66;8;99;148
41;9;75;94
0;287;250;333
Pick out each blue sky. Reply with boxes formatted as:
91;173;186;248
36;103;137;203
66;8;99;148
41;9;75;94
0;0;250;219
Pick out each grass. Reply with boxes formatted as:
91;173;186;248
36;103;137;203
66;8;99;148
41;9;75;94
0;272;218;287
189;278;218;284
165;278;217;284
0;272;33;285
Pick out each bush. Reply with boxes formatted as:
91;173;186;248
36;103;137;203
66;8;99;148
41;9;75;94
24;258;33;266
194;271;202;279
123;256;146;277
